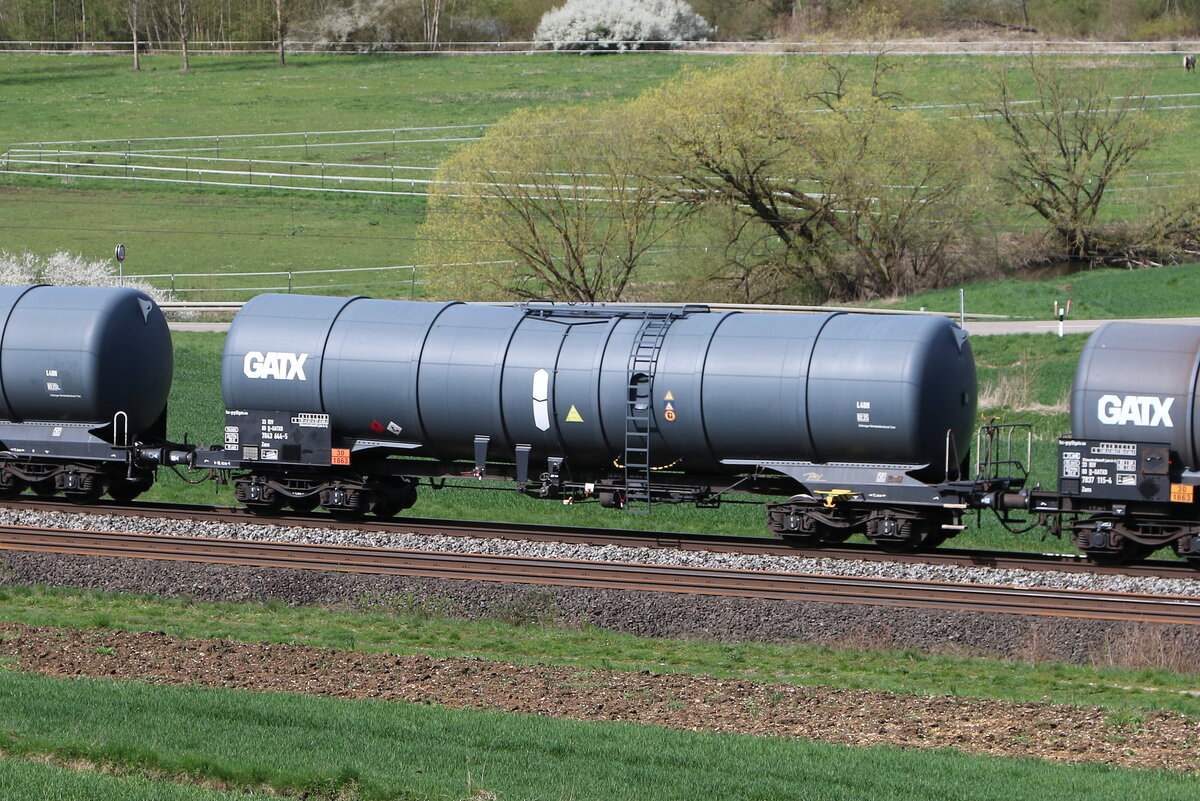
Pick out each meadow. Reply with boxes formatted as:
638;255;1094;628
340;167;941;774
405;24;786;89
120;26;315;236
4;51;1200;300
6;668;1199;801
4;50;1200;799
2;584;1200;800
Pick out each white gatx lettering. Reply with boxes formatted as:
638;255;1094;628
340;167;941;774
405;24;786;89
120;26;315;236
243;351;309;380
1096;394;1174;427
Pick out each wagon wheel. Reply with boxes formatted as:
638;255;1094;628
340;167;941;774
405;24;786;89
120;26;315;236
108;476;154;503
245;496;286;516
0;473;26;500
876;520;931;553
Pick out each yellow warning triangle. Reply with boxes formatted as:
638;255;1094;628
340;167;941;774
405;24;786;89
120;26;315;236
664;391;675;401
565;405;584;423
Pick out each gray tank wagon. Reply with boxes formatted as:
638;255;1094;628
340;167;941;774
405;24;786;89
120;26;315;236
0;284;174;501
219;295;978;549
1071;322;1200;469
1001;321;1200;565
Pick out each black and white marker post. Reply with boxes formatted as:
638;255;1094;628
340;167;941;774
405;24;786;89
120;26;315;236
1054;298;1071;338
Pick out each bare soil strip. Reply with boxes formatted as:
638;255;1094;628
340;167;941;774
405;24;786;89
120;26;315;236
2;623;1198;772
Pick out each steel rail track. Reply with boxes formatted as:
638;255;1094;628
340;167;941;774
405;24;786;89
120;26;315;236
2;525;1198;625
0;498;1195;581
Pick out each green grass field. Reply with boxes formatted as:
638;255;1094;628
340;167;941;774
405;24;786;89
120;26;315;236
4;52;1200;299
884;263;1200;320
2;665;1198;801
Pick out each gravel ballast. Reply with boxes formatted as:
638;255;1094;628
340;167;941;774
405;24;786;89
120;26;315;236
2;508;1200;667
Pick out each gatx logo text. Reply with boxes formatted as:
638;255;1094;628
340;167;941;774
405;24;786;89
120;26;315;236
243;351;308;380
1097;394;1173;427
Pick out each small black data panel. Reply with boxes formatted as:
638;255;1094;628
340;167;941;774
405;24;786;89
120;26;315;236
1058;438;1170;502
225;409;333;466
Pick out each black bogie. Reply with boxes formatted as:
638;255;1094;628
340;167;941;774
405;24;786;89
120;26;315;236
232;469;420;521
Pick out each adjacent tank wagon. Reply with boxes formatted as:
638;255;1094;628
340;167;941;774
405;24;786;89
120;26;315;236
1016;321;1200;565
0;284;173;501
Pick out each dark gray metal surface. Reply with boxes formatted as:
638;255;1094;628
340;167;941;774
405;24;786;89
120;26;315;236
1072;322;1200;467
0;285;172;434
223;296;977;471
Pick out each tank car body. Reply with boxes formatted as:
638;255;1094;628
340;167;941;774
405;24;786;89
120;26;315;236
0;284;174;501
215;294;979;547
1025;321;1200;565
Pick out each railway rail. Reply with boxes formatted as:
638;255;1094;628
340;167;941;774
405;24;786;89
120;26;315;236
0;498;1196;581
1;524;1198;625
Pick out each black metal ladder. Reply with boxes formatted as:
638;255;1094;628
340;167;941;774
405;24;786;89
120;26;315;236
623;314;675;514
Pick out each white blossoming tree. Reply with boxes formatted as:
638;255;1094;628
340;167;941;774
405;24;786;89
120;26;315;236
534;0;712;51
0;251;173;303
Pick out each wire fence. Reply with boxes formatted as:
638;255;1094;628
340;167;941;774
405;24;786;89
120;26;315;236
127;262;422;299
3;39;1200;56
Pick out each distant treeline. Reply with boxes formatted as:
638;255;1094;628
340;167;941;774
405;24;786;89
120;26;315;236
1;1;1197;48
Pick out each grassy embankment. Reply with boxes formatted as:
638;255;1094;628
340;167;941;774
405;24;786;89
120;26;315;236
3;52;1200;300
885;261;1200;320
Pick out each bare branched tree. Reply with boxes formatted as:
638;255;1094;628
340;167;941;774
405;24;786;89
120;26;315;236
420;0;450;48
170;0;191;71
980;60;1171;262
275;0;287;65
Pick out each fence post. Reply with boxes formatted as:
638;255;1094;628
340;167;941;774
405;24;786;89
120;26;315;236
248;159;252;185
288;272;293;293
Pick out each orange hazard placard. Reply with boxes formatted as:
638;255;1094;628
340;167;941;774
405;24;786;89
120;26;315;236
1171;484;1194;503
331;448;351;466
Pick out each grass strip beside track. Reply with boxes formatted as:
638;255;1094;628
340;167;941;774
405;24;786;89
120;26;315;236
0;669;1197;801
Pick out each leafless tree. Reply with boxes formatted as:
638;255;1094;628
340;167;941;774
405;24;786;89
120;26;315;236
170;0;190;71
420;0;451;48
122;0;141;70
274;0;286;64
981;61;1169;261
